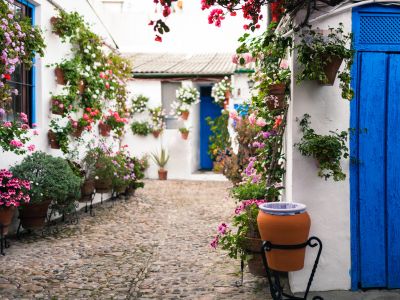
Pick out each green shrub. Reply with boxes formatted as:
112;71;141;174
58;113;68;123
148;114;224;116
131;121;151;136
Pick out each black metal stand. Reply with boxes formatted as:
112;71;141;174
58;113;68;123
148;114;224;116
83;192;95;217
261;237;323;300
0;223;9;255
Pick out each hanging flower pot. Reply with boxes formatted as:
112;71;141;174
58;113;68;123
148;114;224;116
319;55;343;85
0;206;16;235
257;202;311;272
158;169;168;180
48;130;60;149
152;130;161;138
78;80;85;94
181;111;189;120
51;98;65;115
98;123;111;137
71;126;84;138
19;200;51;230
95;177;112;194
54;67;66;85
50;16;62;36
243;236;267;277
267;83;287;111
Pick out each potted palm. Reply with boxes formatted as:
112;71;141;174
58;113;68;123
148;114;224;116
11;152;82;230
151;148;170;180
0;169;30;235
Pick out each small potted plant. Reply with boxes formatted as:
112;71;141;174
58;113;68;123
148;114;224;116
130;94;149;115
11;152;82;230
211;77;232;108
149;106;165;138
48;119;71;153
53;58;82;86
172;86;200;119
99;110;128;137
179;127;189;140
131;121;151;136
0;169;30;235
151;148;170;180
125;155;147;197
50;11;85;40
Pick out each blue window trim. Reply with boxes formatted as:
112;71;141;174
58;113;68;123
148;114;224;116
17;0;36;125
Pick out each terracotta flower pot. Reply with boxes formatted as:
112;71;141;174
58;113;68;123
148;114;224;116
50;16;62;35
243;236;267;277
0;206;16;235
98;123;111;137
71;126;84;138
54;67;66;85
181;111;189;120
95;178;112;194
19;201;51;230
158;169;168;180
152;130;161;138
181;132;189;140
48;130;60;149
81;179;95;197
267;83;287;111
319;55;343;85
257;209;311;272
78;80;85;94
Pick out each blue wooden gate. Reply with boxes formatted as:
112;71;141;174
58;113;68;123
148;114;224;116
351;5;400;289
199;86;222;170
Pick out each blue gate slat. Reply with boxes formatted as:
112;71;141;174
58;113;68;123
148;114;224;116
387;54;400;288
359;52;387;287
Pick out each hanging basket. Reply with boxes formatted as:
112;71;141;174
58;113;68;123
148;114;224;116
54;67;66;85
319;55;343;85
48;130;60;149
267;83;287;111
257;202;311;272
0;206;16;235
98;123;111;137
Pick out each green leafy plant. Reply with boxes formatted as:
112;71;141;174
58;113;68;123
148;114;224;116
11;152;81;213
51;11;85;42
231;182;267;201
131;121;151;136
296;23;354;100
151;148;170;169
131;95;149;114
179;127;189;134
49;119;72;153
206;111;230;160
295;114;349;181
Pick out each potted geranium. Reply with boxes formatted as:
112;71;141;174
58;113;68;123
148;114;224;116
211;77;232;108
11;152;81;230
149;106;165;138
99;110;128;137
0;169;30;235
151;148;169;180
179;127;189;140
0;112;34;155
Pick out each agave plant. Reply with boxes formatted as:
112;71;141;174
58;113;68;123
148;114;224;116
151;148;170;170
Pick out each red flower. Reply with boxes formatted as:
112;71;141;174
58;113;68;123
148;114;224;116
148;20;154;26
105;82;110;89
4;74;11;81
155;35;162;42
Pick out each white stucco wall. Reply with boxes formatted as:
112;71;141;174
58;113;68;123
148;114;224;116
287;11;352;292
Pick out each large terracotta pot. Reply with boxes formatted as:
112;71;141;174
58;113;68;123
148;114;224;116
48;130;60;149
98;123;111;137
19;201;51;230
257;209;311;272
267;83;286;111
95;178;112;193
0;206;16;235
181;111;189;120
243;236;267;277
319;55;343;85
54;67;66;85
158;169;167;180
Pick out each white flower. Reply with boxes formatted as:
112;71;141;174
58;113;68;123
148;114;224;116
92;53;96;58
85;66;91;71
95;176;99;180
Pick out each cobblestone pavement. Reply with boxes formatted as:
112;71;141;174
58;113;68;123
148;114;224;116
0;180;270;300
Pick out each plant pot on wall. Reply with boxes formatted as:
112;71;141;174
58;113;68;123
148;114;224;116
48;130;60;149
98;123;111;137
71;126;84;138
51;98;65;115
19;200;51;230
267;83;286;111
257;202;311;272
0;206;16;235
181;132;189;140
152;130;161;138
54;67;66;85
181;111;189;120
319;55;343;85
158;169;168;180
50;16;62;36
78;80;85;94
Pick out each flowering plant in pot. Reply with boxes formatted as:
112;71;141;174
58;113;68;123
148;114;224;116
131;121;151;136
149;106;166;138
173;87;200;119
296;23;354;100
11;152;82;229
0;111;35;155
48;119;72;153
151;148;169;180
100;110;128;137
112;152;132;194
130;94;149;114
92;146;115;193
211;77;232;107
50;10;85;41
125;155;147;197
179;127;189;140
0;169;30;235
50;94;75;116
52;57;82;86
170;101;191;120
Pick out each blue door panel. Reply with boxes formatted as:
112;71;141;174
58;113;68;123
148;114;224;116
358;52;387;288
199;93;221;170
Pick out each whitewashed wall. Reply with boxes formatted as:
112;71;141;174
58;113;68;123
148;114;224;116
286;11;352;292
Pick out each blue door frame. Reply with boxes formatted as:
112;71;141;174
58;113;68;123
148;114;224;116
351;4;400;290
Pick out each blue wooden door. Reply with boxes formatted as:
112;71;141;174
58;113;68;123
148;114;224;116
352;5;400;289
199;86;221;170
